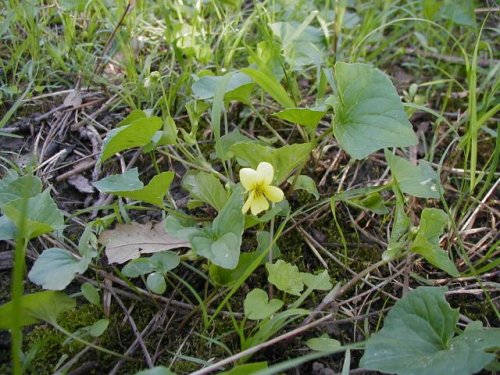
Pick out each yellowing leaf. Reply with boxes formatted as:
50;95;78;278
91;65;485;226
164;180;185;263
99;222;190;264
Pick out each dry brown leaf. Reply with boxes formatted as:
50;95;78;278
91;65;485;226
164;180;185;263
68;174;94;194
99;221;190;264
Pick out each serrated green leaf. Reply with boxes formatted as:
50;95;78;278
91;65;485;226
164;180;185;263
28;248;91;290
360;287;499;375
385;150;441;199
100;117;163;162
411;208;459;277
3;190;64;239
0;291;75;329
332;63;417;159
266;260;304;296
182;171;229;211
244;288;284;320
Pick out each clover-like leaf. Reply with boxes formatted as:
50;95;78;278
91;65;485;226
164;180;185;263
244;288;284;320
266;260;304;296
331;62;418;159
360;287;500;375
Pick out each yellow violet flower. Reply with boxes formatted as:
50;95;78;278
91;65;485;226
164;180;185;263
240;162;284;215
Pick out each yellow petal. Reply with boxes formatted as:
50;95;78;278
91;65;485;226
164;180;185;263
256;162;274;185
263;185;284;203
250;193;269;215
239;168;259;191
242;191;254;214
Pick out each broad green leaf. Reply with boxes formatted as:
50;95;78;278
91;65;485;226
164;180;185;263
383;185;411;261
244;288;284;320
28;248;91;290
209;251;261;287
230;142;314;184
219;129;253;160
122;258;157;278
100;116;163;162
306;335;342;352
189;189;245;269
93;168;143;192
117;109;147;127
219;362;268;375
350;192;388;214
88;319;109;337
273;107;326;129
60;0;87;12
150;251;180;274
266;260;304;296
115;172;174;208
385;150;441;199
287;175;319;200
192;232;241;270
81;283;100;306
192;72;254;104
182;171;229;211
212;187;245;238
241;67;295;108
3;190;64;239
164;216;204;242
360;287;499;375
300;270;332;291
336;187;389;215
441;0;475;26
411;208;459;277
94;169;174;207
0;173;42;208
269;19;326;69
0;215;15;240
135;366;176;375
332;62;418;159
147;272;167;294
0;291;75;329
